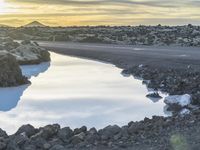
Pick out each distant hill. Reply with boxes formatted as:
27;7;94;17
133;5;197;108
0;24;10;27
23;21;46;27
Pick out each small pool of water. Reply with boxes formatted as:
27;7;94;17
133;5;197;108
0;52;169;134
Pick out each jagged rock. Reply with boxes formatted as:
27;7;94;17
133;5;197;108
0;38;50;65
71;132;86;145
15;124;36;138
128;122;143;134
85;128;99;144
58;127;73;142
36;124;60;140
146;92;162;99
29;136;46;149
99;125;121;140
10;43;50;65
7;134;29;150
74;126;87;135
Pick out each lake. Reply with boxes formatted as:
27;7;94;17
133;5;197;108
0;52;169;134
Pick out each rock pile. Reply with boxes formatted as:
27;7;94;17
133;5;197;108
1;110;200;150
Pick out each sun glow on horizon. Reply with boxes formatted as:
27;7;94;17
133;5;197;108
0;0;9;14
0;0;17;15
0;0;200;26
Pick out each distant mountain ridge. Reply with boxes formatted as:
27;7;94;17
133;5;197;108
23;21;46;27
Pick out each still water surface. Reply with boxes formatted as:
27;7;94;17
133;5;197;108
0;52;168;134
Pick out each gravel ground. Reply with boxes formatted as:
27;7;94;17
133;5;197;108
39;42;200;70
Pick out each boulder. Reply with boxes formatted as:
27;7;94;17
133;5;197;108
99;125;121;140
71;132;86;145
37;124;60;140
146;92;162;99
164;94;191;107
7;134;29;150
0;38;50;65
10;44;50;65
0;51;29;87
74;126;87;135
15;124;36;138
121;69;132;77
58;127;73;142
85;128;99;144
146;92;163;102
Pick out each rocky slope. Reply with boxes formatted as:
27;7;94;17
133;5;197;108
0;52;29;87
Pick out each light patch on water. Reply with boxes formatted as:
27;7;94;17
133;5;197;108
0;52;168;134
179;54;187;57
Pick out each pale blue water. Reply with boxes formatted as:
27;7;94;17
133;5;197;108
0;52;168;134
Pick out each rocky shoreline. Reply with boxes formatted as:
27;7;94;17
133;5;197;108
41;42;200;114
0;109;200;150
30;42;200;149
0;39;200;149
121;64;200;114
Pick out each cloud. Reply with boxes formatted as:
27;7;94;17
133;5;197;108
1;0;200;26
6;0;180;8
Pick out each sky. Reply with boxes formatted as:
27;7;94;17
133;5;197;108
0;0;200;26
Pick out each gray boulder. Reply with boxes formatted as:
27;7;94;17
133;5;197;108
58;127;73;142
0;51;29;87
15;124;36;138
99;125;121;140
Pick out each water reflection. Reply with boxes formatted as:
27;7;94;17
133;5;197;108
121;69;171;113
147;97;162;103
20;62;50;79
0;52;169;134
0;62;50;112
0;85;29;111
